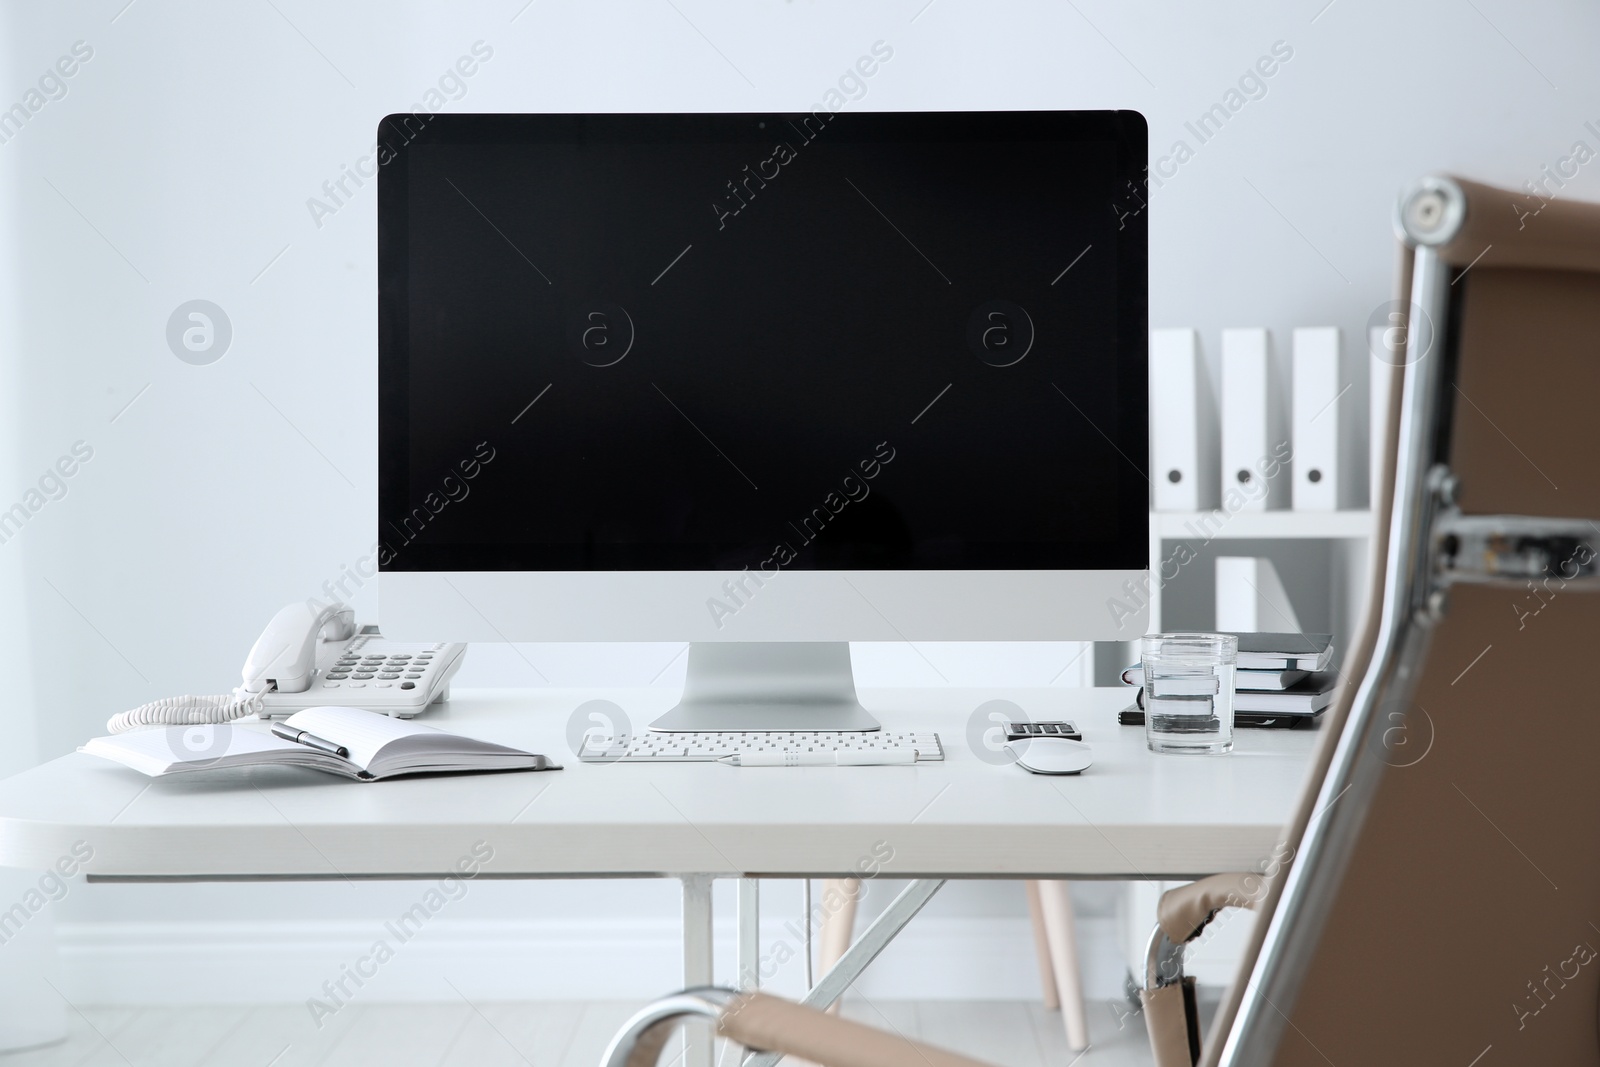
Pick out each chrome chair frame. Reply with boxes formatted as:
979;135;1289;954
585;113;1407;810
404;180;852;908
1213;176;1600;1065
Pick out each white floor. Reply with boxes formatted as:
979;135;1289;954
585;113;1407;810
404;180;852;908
0;998;1163;1066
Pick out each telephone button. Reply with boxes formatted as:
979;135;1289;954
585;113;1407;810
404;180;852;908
378;673;400;680
321;682;341;688
348;682;367;688
404;673;422;680
375;682;393;688
400;682;416;690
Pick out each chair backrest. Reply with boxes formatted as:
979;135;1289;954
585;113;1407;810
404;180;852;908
1203;176;1600;1066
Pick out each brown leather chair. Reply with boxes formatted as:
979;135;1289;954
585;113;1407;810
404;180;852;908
1197;177;1600;1064
600;174;1600;1067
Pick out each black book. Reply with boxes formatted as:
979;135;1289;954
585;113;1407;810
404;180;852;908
1121;633;1335;683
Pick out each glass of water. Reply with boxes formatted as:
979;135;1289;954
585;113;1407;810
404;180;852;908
1141;633;1237;754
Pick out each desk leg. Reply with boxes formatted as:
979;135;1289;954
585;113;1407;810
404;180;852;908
0;871;65;1051
816;879;859;1013
1025;881;1061;1010
681;874;715;1067
737;878;760;990
742;878;944;1067
1036;880;1091;1052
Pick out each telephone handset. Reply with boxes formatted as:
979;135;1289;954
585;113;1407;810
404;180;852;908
243;601;358;696
106;602;467;733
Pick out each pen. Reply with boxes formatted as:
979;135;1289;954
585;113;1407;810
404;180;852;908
271;723;349;759
718;750;919;767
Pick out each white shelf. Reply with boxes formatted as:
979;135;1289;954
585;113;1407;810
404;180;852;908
1152;509;1375;540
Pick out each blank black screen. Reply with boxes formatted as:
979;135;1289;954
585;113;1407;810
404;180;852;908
378;111;1147;572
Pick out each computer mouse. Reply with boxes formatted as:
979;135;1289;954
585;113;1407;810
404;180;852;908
1005;737;1094;775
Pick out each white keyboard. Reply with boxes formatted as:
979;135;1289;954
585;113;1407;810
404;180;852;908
579;730;944;763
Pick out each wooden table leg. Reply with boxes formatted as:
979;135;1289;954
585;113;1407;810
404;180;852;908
1036;880;1091;1051
1025;880;1061;1010
816;878;860;1013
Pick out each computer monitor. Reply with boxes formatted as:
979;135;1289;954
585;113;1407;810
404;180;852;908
378;110;1149;731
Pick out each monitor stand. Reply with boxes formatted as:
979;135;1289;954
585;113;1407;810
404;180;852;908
648;642;881;732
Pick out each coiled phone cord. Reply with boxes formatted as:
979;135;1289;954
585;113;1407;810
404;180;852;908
106;689;265;734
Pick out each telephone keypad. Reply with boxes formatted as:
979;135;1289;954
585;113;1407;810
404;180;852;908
326;644;441;686
264;635;461;720
347;648;431;684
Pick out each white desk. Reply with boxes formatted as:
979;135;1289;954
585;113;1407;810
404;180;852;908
0;687;1316;880
0;687;1317;1065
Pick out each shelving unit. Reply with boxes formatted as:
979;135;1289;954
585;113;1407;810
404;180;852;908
1152;509;1374;541
1123;508;1379;681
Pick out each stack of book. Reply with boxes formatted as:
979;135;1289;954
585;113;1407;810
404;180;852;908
1120;633;1339;728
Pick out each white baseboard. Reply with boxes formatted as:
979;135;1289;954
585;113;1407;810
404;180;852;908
57;915;1131;1005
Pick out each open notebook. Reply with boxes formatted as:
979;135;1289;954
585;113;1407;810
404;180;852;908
81;706;560;780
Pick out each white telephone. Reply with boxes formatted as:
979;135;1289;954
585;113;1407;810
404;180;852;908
107;602;467;733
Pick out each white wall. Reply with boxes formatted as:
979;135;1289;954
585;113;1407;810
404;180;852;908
3;0;1598;1004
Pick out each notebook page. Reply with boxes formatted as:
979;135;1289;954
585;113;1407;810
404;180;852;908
284;706;449;771
82;725;303;775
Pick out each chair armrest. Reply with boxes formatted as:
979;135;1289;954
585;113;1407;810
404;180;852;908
602;989;740;1067
1140;874;1270;1066
1140;981;1202;1067
720;992;994;1067
601;988;996;1067
1157;871;1264;943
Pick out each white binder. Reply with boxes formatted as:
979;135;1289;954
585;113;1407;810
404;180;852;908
1369;325;1398;510
1150;328;1218;511
1291;327;1356;511
1220;328;1289;511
